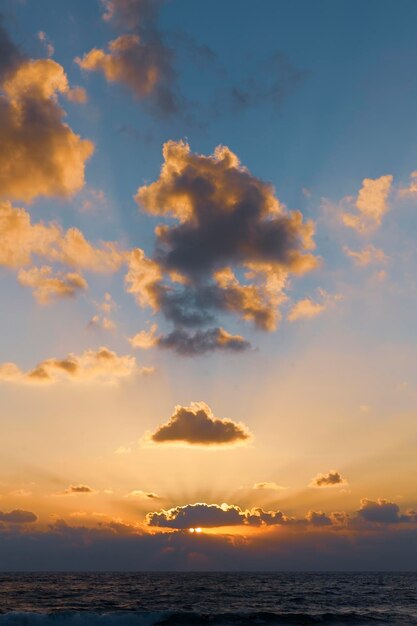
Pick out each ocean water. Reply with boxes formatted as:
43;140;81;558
0;572;415;625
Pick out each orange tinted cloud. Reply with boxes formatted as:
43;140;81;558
310;471;348;488
148;401;251;446
287;290;341;322
0;510;37;524
17;266;88;303
0;27;93;202
341;175;393;233
56;485;96;496
344;244;388;266
0;201;125;273
253;482;285;491
77;35;161;98
0;347;146;385
77;0;177;116
129;323;159;349
398;170;417;197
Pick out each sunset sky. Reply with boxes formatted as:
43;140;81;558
1;0;417;570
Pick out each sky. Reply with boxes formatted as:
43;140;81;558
0;0;417;570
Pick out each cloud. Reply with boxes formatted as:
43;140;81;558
287;290;341;322
17;265;88;303
0;201;125;272
129;323;159;349
146;502;317;529
101;0;164;31
148;401;251;447
398;170;417;197
0;23;93;202
0;347;145;385
2;516;417;570
127;142;318;352
305;511;333;526
62;485;95;495
146;498;417;531
253;482;285;491
88;293;117;331
287;298;325;322
157;327;251;356
125;490;160;499
310;471;347;488
0;509;37;523
357;498;401;523
344;244;388;266
37;31;55;58
341;175;393;233
77;0;178;117
146;503;248;529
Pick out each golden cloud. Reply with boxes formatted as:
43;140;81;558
0;32;93;201
341;175;393;233
0;201;125;273
0;347;148;385
0;509;37;524
287;290;342;322
77;0;177;116
344;244;388;266
17;266;88;303
310;470;348;488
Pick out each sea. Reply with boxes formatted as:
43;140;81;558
0;572;415;625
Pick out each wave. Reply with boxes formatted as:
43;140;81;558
0;611;411;626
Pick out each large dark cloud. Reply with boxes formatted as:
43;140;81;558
149;402;251;446
146;503;304;529
127;142;318;355
136;142;316;279
1;521;417;571
0;501;416;570
146;499;417;532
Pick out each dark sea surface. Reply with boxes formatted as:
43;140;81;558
0;572;415;625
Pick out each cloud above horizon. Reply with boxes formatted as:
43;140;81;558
0;347;148;385
0;20;93;202
77;0;178;117
357;498;417;524
0;509;37;524
341;175;393;233
127;141;318;354
17;266;88;303
0;201;126;274
148;401;251;446
310;471;348;488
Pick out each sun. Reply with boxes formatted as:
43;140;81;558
189;527;202;533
